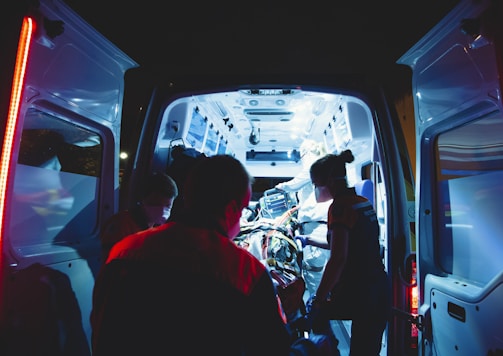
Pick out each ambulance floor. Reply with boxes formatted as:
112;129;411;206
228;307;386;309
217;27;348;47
331;320;387;356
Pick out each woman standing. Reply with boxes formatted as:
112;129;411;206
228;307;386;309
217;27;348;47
303;149;390;356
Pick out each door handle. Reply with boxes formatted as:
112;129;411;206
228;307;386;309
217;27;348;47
447;301;466;322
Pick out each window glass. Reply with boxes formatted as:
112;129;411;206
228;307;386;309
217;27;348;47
435;113;503;284
9;109;102;253
186;108;207;151
332;111;351;152
203;124;218;156
324;122;337;153
217;136;227;154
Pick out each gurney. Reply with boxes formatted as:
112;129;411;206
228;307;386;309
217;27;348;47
234;188;305;322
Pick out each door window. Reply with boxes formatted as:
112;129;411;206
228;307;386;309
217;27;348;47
435;113;503;284
9;108;102;254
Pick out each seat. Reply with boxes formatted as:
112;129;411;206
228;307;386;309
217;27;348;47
354;179;374;207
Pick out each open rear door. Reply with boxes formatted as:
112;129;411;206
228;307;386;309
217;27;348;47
398;0;503;354
0;0;137;353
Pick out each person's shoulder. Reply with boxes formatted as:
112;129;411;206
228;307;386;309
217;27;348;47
217;237;270;292
347;189;371;208
105;228;152;263
335;191;361;206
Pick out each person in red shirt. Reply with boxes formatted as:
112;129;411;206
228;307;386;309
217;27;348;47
99;172;178;262
91;155;309;355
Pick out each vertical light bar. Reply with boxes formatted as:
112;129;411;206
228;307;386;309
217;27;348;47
0;17;35;257
410;259;418;349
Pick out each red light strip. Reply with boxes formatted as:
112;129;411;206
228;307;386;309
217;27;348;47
0;17;35;252
410;259;418;347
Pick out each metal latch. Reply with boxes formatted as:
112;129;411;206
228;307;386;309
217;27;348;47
392;307;424;331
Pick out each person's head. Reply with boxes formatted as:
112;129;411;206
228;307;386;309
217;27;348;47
183;155;253;238
310;149;354;202
299;139;326;168
141;172;178;226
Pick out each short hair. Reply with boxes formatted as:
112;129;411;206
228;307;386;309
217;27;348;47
144;172;178;199
183;155;252;214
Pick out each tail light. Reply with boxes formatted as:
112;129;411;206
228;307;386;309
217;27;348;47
0;16;36;311
408;256;418;350
1;16;35;239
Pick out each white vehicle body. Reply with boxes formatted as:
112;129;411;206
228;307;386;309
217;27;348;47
0;0;501;355
398;0;503;354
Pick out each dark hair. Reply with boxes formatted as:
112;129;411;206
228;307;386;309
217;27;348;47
183;155;252;214
165;146;207;220
144;172;178;199
310;149;355;186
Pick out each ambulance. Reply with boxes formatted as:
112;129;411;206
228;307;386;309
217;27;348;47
0;0;501;354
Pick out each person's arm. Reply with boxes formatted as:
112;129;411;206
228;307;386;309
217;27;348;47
296;234;329;249
276;169;310;192
245;272;293;355
313;225;349;302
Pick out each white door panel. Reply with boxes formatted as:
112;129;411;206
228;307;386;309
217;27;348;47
399;0;503;354
424;274;503;355
1;0;137;353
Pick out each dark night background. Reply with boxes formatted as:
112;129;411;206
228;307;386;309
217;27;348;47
63;0;461;82
59;1;461;169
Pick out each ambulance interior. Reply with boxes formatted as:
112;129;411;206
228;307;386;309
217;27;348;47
150;87;390;352
155;88;383;202
151;87;387;262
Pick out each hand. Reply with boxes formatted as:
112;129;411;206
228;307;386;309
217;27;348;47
305;294;319;313
305;295;322;330
295;235;308;248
